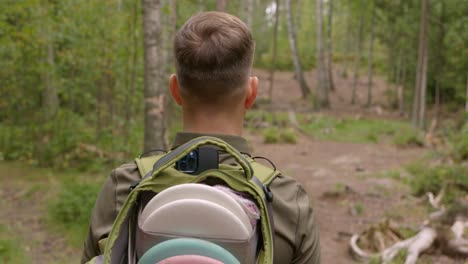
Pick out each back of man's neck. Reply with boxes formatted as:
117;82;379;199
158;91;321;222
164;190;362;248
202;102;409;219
182;112;243;136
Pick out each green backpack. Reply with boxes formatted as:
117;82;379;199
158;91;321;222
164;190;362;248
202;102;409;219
86;136;280;264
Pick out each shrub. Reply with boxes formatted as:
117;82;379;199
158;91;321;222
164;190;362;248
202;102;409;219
48;181;100;245
393;128;424;147
449;124;468;161
263;127;297;144
280;128;297;144
263;128;280;144
0;225;29;263
49;182;100;225
405;163;468;204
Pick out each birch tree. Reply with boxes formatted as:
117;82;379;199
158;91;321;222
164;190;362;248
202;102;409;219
412;0;429;129
366;2;376;107
351;10;364;105
325;0;335;92
285;0;311;100
41;4;59;120
268;0;280;102
316;0;329;107
142;0;167;151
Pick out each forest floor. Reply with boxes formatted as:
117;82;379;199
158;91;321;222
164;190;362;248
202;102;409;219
0;68;464;263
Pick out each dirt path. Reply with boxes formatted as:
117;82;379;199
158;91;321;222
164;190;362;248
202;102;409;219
245;132;430;263
0;163;81;264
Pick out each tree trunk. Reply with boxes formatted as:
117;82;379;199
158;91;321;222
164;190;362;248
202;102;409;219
399;56;407;116
466;74;468;113
268;0;280;103
246;0;253;29
418;38;428;129
43;40;59;120
435;1;445;123
142;0;167;152
395;48;403;107
285;0;311;100
325;0;335;92
412;0;429;129
351;11;364;105
125;0;139;124
167;0;177;69
42;5;58;121
216;0;228;12
316;0;328;108
341;6;351;78
366;2;376;107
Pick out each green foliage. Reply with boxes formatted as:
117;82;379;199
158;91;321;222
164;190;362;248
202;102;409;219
262;127;297;144
405;162;468;204
280;128;297;144
48;181;100;246
448;123;468;162
0;224;29;264
263;128;280;144
299;114;416;144
392;127;424;147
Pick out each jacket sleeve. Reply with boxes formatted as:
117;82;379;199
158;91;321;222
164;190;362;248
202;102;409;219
292;185;321;264
80;170;118;264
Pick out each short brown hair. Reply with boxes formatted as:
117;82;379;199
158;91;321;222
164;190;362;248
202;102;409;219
174;12;254;103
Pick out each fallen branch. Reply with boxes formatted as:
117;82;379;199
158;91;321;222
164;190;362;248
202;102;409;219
447;220;468;255
349;187;468;263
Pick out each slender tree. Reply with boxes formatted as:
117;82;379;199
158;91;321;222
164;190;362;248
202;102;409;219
399;56;407;116
341;5;351;78
268;0;280;103
434;1;446;122
466;74;468;113
142;0;167;151
366;2;376;107
216;0;228;12
412;0;429;128
316;0;328;107
351;9;364;105
41;4;59;120
325;0;335;92
285;0;311;100
246;0;253;29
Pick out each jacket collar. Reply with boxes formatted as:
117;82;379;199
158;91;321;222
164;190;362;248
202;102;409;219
172;132;251;154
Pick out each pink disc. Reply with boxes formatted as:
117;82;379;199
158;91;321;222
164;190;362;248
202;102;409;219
157;255;224;264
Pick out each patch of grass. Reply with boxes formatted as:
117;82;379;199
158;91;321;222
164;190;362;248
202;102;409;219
379;170;402;180
322;182;351;198
0;224;30;264
48;181;101;247
448;124;468;162
405;162;468;204
279;128;297;144
263;128;280;143
262;127;297;144
392;127;424;147
353;202;364;215
299;114;416;144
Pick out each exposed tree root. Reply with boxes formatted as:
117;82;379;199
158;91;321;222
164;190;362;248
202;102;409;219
349;188;468;263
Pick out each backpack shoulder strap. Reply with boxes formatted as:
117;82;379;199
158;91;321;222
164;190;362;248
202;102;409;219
249;160;281;185
135;154;165;178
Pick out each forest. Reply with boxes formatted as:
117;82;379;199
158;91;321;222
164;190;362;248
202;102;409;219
0;0;467;263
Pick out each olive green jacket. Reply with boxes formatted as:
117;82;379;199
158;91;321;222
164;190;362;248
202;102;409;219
81;133;320;264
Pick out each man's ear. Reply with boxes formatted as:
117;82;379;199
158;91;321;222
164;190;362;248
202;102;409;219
169;74;183;106
245;76;258;109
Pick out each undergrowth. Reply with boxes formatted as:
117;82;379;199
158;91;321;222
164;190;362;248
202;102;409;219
48;181;101;247
0;224;29;264
298;113;423;145
405;162;468;204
